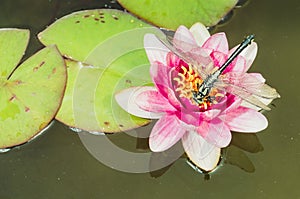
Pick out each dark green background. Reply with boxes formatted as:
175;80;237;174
0;0;299;198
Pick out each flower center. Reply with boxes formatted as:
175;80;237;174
173;64;224;111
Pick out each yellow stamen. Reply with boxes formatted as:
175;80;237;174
215;93;225;97
203;102;208;110
188;64;193;74
178;73;185;80
173;77;181;85
181;66;187;75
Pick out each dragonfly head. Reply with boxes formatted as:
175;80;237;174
192;83;211;104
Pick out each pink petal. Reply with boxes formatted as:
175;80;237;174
197;118;232;148
175;108;221;127
223;55;247;73
189;22;210;46
210;51;227;67
229;42;258;72
232;55;247;72
149;114;186;152
173;47;212;67
169;25;213;67
174;26;197;47
173;25;200;53
166;52;189;70
222;95;242;113
176;97;201;112
135;89;177;113
182;131;221;171
115;86;163;119
150;62;181;109
202;33;229;54
224;107;268;132
144;33;170;65
248;72;265;82
150;61;172;96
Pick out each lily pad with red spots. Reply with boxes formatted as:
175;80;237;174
118;0;238;30
0;29;67;148
38;9;161;133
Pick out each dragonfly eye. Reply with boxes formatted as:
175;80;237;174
192;91;202;102
197;84;210;97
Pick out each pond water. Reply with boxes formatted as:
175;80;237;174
0;0;299;198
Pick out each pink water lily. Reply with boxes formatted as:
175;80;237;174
115;23;278;171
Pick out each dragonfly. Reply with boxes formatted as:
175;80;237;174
155;30;280;111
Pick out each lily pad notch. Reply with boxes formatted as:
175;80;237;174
0;29;67;148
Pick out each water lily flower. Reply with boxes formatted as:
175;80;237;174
115;23;279;171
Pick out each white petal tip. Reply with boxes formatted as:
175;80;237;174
186;148;221;172
115;86;163;119
182;131;221;171
189;23;210;46
144;33;170;65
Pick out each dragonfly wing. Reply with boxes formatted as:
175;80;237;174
168;31;213;66
221;72;280;98
155;31;189;63
226;84;272;110
155;30;213;79
241;97;273;111
236;73;280;99
217;72;280;110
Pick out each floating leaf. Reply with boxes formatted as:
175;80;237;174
0;29;66;148
38;9;162;132
118;0;238;30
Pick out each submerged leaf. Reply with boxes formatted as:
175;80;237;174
0;29;66;148
117;0;238;30
38;9;162;132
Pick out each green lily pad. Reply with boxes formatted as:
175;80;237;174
38;9;161;133
118;0;238;30
0;29;66;148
